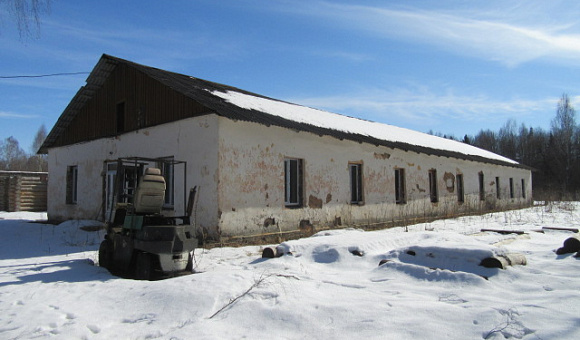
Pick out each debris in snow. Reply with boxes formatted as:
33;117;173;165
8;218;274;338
481;228;526;235
555;235;580;255
479;253;527;269
543;226;579;233
348;246;364;257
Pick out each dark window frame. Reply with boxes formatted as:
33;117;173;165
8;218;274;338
66;165;78;205
349;162;364;204
521;179;526;199
496;176;501;199
428;169;438;203
456;173;464;203
395;168;406;204
509;178;514;199
158;157;175;208
284;158;304;208
479;172;485;201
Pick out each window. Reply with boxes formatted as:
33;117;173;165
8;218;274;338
349;163;363;204
395;168;406;204
428;169;438;203
496;177;501;199
159;158;175;208
479;172;485;201
116;101;125;133
284;158;303;207
66;165;78;204
509;178;514;199
456;173;464;203
521;179;526;198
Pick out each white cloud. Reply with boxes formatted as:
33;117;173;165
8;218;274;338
283;1;580;67
0;111;39;119
291;86;557;127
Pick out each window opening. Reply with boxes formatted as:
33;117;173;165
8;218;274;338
456;173;464;203
509;178;514;199
429;169;438;203
66;165;78;204
521;179;526;198
284;158;303;207
349;163;363;204
479;172;485;201
159;157;175;208
395;168;406;204
496;177;501;199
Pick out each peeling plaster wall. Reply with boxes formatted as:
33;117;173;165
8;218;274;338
47;115;220;233
217;118;532;237
47;114;532;239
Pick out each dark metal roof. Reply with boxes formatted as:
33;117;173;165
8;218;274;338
39;54;531;170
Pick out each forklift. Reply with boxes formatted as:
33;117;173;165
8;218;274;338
98;157;197;280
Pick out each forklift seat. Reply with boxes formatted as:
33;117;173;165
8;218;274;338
133;167;166;214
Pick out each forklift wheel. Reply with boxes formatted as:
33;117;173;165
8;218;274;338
135;252;154;280
185;252;193;272
98;239;113;270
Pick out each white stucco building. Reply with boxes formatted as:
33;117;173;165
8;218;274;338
39;55;533;240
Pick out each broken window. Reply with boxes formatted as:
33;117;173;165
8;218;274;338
456;173;464;203
395;168;406;204
509;178;514;199
349;163;363;204
428;169;438;203
521;179;526;199
496;177;501;199
66;165;78;205
284;158;303;207
479;172;485;201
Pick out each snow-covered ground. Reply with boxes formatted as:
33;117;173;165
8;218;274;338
1;203;579;339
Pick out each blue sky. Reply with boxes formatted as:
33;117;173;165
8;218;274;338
1;0;579;153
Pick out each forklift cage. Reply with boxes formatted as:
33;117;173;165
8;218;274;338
107;157;188;224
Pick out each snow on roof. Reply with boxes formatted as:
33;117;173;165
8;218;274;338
211;89;518;165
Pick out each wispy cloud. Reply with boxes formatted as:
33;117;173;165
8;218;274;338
282;1;580;67
292;85;558;128
0;111;39;119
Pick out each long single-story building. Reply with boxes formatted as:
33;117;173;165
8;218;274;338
39;54;532;240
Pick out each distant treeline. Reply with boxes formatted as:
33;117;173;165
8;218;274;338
431;94;579;200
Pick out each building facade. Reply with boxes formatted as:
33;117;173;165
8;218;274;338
40;55;532;240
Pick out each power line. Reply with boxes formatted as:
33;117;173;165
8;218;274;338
0;72;90;79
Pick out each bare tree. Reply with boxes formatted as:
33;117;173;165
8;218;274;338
550;94;577;192
31;123;46;154
29;124;48;171
0;0;51;39
498;119;518;160
0;136;27;170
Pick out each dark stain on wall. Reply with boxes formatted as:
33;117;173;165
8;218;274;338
374;152;391;160
309;195;323;209
263;217;276;228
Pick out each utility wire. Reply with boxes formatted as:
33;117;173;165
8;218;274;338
0;72;90;79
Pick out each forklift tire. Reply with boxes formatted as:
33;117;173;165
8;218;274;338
135;252;154;280
185;252;193;272
98;239;113;270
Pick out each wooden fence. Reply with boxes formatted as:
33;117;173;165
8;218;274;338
0;171;48;212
